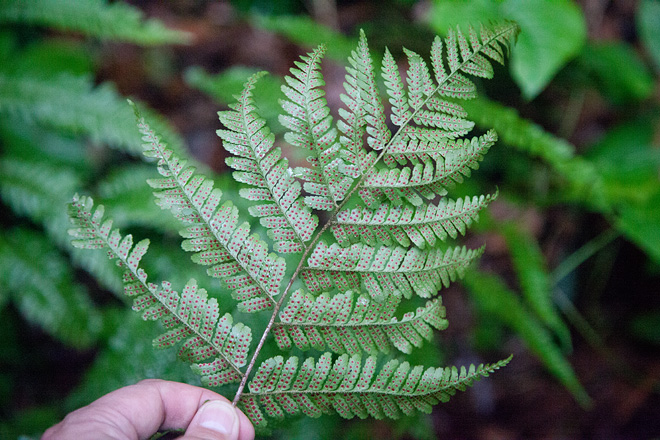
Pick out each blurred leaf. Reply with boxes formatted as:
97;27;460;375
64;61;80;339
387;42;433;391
578;42;655;104
185;66;284;133
96;163;182;233
461;96;608;208
6;39;94;77
253;14;356;61
0;228;102;348
0;73;184;155
0;405;58;440
502;0;586;99
638;0;660;72
616;188;660;264
0;0;190;45
501;222;572;350
0;117;91;171
587;118;660;206
427;0;586;98
464;269;591;407
629;311;660;345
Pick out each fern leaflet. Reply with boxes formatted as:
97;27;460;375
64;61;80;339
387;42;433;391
68;195;249;386
240;352;511;428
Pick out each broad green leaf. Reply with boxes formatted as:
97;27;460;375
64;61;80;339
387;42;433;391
578;42;655;104
586;118;660;206
254;14;357;61
638;0;660;72
185;66;284;134
616;189;660;264
502;0;586;99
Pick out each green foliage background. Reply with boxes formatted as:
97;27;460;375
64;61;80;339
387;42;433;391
1;0;658;438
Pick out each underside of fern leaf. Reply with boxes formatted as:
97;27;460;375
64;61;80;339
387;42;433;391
68;21;519;430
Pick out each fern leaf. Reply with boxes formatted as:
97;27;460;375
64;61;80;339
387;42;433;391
219;72;318;253
302;243;484;301
336;32;385;182
133;106;282;313
0;228;101;348
0;0;190;45
240;352;511;428
0;73;184;155
273;290;447;355
277;45;352;210
332;192;497;249
382;48;411;127
361;130;497;207
68;194;249;386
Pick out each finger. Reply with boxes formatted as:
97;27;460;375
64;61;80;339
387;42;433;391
178;399;239;440
42;379;254;440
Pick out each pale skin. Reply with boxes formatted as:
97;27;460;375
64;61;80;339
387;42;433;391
42;379;255;440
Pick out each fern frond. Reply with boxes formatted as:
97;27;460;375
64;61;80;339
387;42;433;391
280;45;354;210
133;106;283;313
0;73;184;154
240;352;511;428
68;194;249;386
361;130;497;207
219;72;318;253
332;192;497;249
0;0;190;45
0;228;101;348
272;290;447;355
302;243;484;301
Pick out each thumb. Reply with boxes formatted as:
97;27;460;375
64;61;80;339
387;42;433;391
181;400;240;440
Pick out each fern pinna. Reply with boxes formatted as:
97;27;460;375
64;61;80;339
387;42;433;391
68;22;518;429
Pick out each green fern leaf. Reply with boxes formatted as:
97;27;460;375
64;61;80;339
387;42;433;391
0;228;101;348
0;0;190;45
218;71;318;253
68;194;249;386
280;46;354;209
332;193;496;249
135;108;282;313
67;23;520;429
272;290;447;355
0;73;184;154
302;243;484;301
241;352;511;428
361;130;497;207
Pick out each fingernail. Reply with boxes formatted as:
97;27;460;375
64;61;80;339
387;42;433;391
196;400;239;435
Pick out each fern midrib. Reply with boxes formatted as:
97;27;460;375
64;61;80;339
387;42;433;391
84;212;244;379
144;122;277;307
232;23;515;405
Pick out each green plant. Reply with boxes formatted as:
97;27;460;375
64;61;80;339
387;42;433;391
67;22;518;430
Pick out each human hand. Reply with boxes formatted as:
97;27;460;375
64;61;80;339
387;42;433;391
42;379;255;440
